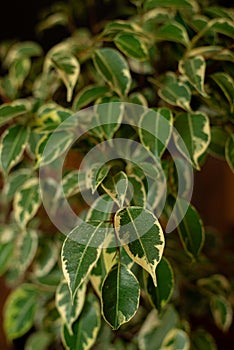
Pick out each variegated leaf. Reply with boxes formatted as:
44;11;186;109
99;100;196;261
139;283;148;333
25;331;52;350
62;221;110;297
86;163;110;194
191;329;218;350
225;134;234;173
155;21;190;46
62;293;101;350
209;127;229;159
161;329;190;350
93;48;132;97
62;170;87;198
0;226;17;276
4;168;32;200
4;284;38;340
9;57;31;88
114;33;148;60
211;72;234;112
139;108;173;158
14;178;41;228
102;171;128;208
73;85;109;111
101;262;140;330
56;280;87;334
0;102;27;127
16;229;38;274
179;56;207;97
210;295;233;332
0;124;29;175
144;0;197;10
174;112;210;169
32;240;58;277
125;174;147;207
158;80;191;111
114;207;165;286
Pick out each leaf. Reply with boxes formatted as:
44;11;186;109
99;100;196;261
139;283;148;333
225;134;234;173
155;21;190;47
47;51;80;102
209;18;234;39
103;20;144;36
4;41;42;65
25;332;52;350
139;108;173;157
73;85;110;111
114;207;165;286
145;257;174;311
158;80;191;111
191;329;218;350
114;33;148;60
86;163;111;194
211;72;234;112
4;168;32;200
144;0;197;10
90;252;108;298
62;293;101;350
176;199;205;259
33;240;58;277
209;127;229;159
174;112;210;169
102;171;128;208
13;178;41;228
0;102;27;126
179;56;207;97
4;283;38;340
101;262;140;330
0;124;29;175
188;46;234;63
210;295;233;332
9;57;31;88
197;274;231;297
0;226;17;276
161;329;190;350
16;229;38;274
93;48;132;97
62;221;109;297
138;306;179;350
62;170;87;198
56;280;87;334
125;174;147;207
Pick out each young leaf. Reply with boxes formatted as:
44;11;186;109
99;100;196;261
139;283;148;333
114;207;165;286
139;108;173;158
93;48;132;97
47;51;80;102
158;80;191;111
101;262;140;330
176;199;205;259
62;293;101;350
174;112;210;170
62;221;109;297
56;280;87;334
225;134;234;173
145;257;174;311
73;85;110;111
0;124;29;175
13;178;41;228
114;33;148;60
161;329;190;350
210;295;233;332
211;72;234;112
4;284;38;340
179;56;207;97
86;163;110;194
155;21;190;47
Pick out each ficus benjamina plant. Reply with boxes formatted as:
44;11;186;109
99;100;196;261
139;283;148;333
0;0;234;349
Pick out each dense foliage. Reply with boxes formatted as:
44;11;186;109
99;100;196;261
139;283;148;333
0;0;234;349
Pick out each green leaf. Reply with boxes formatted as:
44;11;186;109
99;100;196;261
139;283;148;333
102;171;128;208
9;57;31;88
4;283;38;340
0;102;27;126
145;257;174;311
144;0;197;10
138;306;179;350
197;274;231;296
114;207;165;286
86;163;110;194
13;178;41;228
103;20;144;36
125;174;147;207
73;85;110;111
174;112;210;169
188;46;234;63
15;229;38;274
101;262;140;330
114;33;148;60
33;240;57;277
62;170;87;198
155;21;190;47
179;56;207;97
191;329;218;350
46;51;80;102
209;18;234;39
0;226;17;276
161;329;190;350
90;252;108;298
62;221;109;297
210;295;233;332
139;108;173;157
62;293;101;350
56;280;87;334
4;168;32;200
5;41;42;65
209;127;229;159
176;199;205;259
225;134;234;173
93;48;132;97
0;124;29;174
211;72;234;112
158;80;191;111
25;331;52;350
